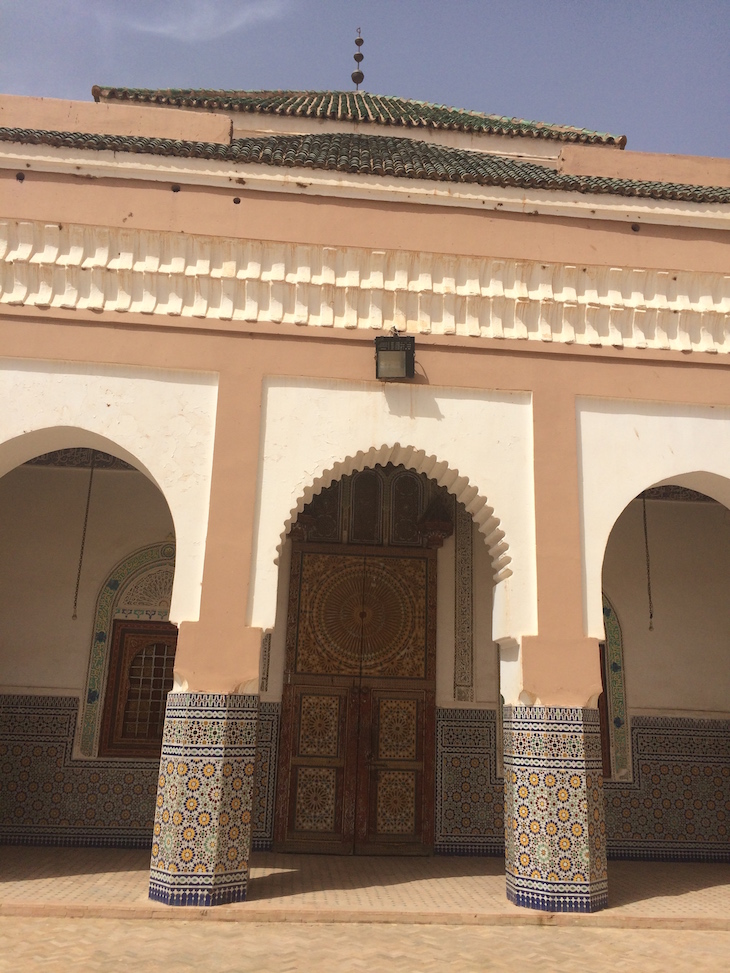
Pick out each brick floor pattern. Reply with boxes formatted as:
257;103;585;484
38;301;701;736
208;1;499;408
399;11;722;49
1;918;729;973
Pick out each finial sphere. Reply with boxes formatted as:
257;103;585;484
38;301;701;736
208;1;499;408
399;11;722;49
351;29;364;89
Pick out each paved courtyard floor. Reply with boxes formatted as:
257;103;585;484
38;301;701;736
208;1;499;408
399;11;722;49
1;848;729;970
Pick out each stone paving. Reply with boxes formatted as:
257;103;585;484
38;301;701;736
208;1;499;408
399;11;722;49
1;848;730;970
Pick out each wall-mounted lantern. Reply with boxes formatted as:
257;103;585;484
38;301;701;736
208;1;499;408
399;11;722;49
374;335;415;380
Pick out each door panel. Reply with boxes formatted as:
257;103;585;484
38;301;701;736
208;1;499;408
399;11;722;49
276;684;357;854
355;688;434;854
275;545;435;855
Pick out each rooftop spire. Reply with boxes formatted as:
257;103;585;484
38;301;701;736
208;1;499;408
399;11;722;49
351;29;364;90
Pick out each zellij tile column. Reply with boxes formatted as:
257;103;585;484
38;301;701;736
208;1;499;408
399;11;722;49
149;692;258;906
503;706;607;912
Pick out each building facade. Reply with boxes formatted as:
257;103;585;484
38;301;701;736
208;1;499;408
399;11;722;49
1;87;729;912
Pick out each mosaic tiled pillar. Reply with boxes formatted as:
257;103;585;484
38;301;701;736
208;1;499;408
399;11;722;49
503;706;607;913
149;693;258;907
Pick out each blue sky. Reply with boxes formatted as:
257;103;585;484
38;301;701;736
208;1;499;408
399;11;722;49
1;0;728;157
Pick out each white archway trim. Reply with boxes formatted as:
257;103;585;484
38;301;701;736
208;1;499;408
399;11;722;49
277;443;507;569
578;397;730;638
0;359;218;625
248;377;537;644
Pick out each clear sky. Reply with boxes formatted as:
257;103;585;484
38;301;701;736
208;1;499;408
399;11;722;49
1;0;728;158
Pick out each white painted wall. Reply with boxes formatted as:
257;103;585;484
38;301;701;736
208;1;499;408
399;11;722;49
249;378;536;646
603;498;730;715
0;359;218;624
0;466;174;691
578;398;730;638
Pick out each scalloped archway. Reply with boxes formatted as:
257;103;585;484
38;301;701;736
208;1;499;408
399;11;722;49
279;444;511;581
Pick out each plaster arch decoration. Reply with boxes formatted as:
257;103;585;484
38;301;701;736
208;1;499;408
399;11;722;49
279;444;508;573
248;377;538;647
80;541;176;756
577;397;730;640
0;359;218;627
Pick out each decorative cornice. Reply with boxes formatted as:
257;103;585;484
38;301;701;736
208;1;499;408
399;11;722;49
2;218;730;355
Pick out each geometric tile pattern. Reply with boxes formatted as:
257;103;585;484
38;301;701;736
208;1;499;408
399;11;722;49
434;708;504;855
503;706;608;913
378;699;417;760
605;715;730;861
0;694;157;847
376;770;416;834
252;702;279;851
293;767;337;832
148;693;258;907
299;695;340;756
0;694;282;857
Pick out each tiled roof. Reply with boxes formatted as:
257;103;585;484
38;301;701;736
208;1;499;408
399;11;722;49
91;86;627;148
2;126;728;204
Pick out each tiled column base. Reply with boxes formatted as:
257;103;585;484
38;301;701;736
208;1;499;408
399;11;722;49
149;693;258;907
503;706;607;913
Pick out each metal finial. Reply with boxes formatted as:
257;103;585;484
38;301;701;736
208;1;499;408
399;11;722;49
351;28;364;90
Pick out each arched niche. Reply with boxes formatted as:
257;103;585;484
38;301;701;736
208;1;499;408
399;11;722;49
81;541;176;756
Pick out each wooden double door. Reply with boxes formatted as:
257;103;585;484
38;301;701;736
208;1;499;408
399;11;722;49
275;545;436;855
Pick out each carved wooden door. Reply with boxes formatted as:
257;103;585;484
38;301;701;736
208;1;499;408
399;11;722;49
275;545;436;855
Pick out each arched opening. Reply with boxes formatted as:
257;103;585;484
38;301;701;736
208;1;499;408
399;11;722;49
0;442;176;848
256;462;506;857
600;476;730;861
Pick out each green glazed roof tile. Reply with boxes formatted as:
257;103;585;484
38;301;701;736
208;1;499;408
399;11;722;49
2;126;727;204
91;86;627;148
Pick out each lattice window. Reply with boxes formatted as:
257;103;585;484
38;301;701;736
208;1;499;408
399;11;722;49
390;471;423;545
99;620;177;758
350;468;383;544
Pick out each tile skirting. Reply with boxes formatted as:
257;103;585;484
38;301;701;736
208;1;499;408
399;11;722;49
605;715;730;862
434;707;503;856
0;694;157;847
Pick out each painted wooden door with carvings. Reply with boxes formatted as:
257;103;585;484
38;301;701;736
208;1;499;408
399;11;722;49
275;546;436;855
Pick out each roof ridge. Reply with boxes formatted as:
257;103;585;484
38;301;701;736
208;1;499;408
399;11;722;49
3;124;726;204
90;86;627;147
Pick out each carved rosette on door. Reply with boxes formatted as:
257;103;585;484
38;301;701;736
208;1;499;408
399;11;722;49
275;546;436;855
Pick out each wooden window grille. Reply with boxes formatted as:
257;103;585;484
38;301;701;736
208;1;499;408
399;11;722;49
99;620;177;758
